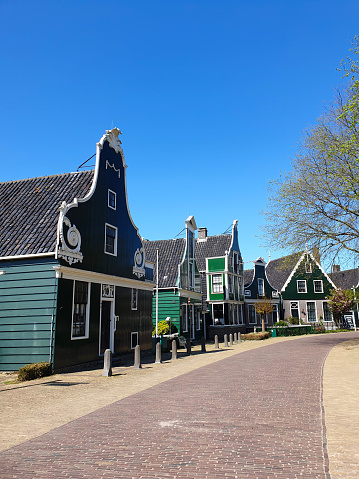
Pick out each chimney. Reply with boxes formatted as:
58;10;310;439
332;264;340;273
198;227;207;240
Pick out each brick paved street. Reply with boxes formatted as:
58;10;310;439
0;333;357;478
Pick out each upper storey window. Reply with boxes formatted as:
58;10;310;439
297;280;307;293
258;278;264;297
108;189;116;210
105;224;117;256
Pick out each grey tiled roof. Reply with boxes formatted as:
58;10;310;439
329;268;359;290
0;171;94;257
195;234;232;271
244;269;254;287
265;252;303;291
144;239;185;288
144;233;232;289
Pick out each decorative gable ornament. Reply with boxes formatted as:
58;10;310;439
97;128;124;155
57;202;83;265
133;247;146;278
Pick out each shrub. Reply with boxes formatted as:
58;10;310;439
286;316;304;325
152;320;178;336
18;362;53;382
274;320;288;327
242;332;270;340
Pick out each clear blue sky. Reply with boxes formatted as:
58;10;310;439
1;0;358;266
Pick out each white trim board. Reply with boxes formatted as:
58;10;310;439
53;265;154;291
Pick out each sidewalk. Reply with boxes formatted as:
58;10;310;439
1;332;358;478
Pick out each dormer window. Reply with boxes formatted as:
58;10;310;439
108;189;116;210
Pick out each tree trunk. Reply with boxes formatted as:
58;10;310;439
261;314;265;332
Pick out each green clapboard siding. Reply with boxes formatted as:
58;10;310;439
0;259;58;371
208;257;225;272
152;291;180;332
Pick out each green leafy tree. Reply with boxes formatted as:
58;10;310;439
255;297;274;332
328;288;354;328
262;37;359;262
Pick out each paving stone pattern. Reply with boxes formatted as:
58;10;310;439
0;334;349;478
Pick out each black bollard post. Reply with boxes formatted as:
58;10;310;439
102;349;112;377
214;334;219;349
186;337;192;355
224;334;228;348
155;341;162;364
134;344;141;369
172;339;177;360
201;336;206;352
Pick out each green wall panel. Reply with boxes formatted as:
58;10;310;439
208;257;225;272
0;258;57;371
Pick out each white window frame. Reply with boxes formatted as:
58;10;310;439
212;274;223;294
196;307;201;330
131;288;138;310
306;301;317;322
108;189;117;210
272;303;279;323
313;280;323;293
104;223;118;256
297;280;307;293
322;301;333;322
131;331;138;349
71;281;91;340
182;305;188;332
258;278;264;297
248;304;256;324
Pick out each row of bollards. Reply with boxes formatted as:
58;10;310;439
102;332;242;375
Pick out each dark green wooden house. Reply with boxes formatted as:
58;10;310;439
243;257;280;331
0;128;154;371
266;250;337;328
144;216;203;341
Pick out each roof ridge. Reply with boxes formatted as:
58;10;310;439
0;170;94;185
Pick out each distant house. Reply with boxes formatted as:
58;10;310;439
195;220;246;339
243;257;280;331
0;128;154;371
144;216;203;340
329;265;359;328
266;250;337;328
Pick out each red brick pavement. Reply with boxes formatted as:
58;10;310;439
1;333;357;479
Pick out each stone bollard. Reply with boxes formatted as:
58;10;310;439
234;332;237;344
214;335;219;349
134;344;141;369
102;349;112;377
172;339;177;360
224;334;228;348
201;336;206;352
186;338;192;355
229;333;233;346
238;332;241;343
155;341;162;364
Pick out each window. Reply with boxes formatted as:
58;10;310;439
272;304;279;323
105;224;117;256
213;303;224;324
248;304;256;324
323;302;333;322
228;274;234;293
131;288;138;310
305;262;312;273
238;276;243;295
258;278;264;297
196;308;201;330
239;304;244;324
108;189;116;210
233;252;239;273
131;332;138;349
313;280;323;293
307;302;316;322
297;280;307;293
72;281;90;338
290;301;299;318
181;305;188;332
212;274;223;294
